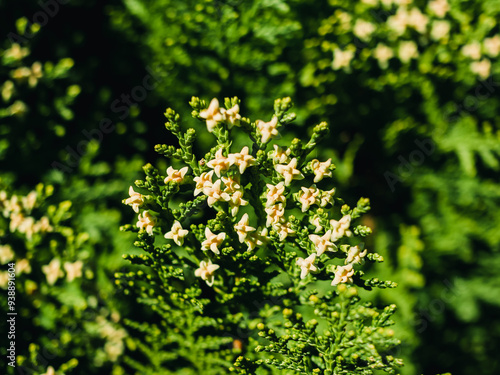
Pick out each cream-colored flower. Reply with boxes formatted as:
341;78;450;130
228;190;248;216
256;116;279;143
274;221;295;241
207;148;231;177
330;215;352;242
484;35;500;57
298;186;320;212
461;42;482;60
136;211;156;236
373;44;394;69
42;258;64;285
310;215;323;233
428;0;449;18
22;191;37;212
309;230;337;256
331;264;354;286
387;9;408;35
265;203;285;227
4;43;29;61
64;260;83;282
275;158;304;186
221;175;241;194
269;144;291;164
0;245;14;264
204;179;231;207
244;227;268;251
28;62;42;87
353;19;375;41
265;182;286;207
228;146;257;174
222;104;241;128
164;166;189;184
16;259;31;275
201;227;226;255
193;171;214;196
17;216;35;240
1;80;14;102
345;244;368;265
194;259;220;286
234;213;256;243
318;188;336;207
200;98;224;132
398;41;419;63
407;8;428;34
164;220;189;246
471;59;491;79
332;49;354;70
0;272;9;289
33;216;53;233
296;253;318;279
430;20;450;41
124;186;144;213
41;366;56;375
311;158;333;183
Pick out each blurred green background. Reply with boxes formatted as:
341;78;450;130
1;0;499;374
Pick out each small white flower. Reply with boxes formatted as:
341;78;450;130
269;145;291;164
15;259;31;275
330;214;352;242
298;186;320;212
309;230;337;256
428;0;449;18
430;20;450;41
353;19;375;41
0;245;14;264
194;259;220;286
296;253;318;279
275;158;304;186
309;215;323;233
164;220;189;246
64;260;83;282
332;49;354;70
471;59;491;79
461;42;482;60
201;227;226;255
222;104;241;129
124;186;144;213
265;203;285;227
387;9;408;35
311;158;332;183
244;227;268;251
204;179;231;207
164;166;189;184
228;190;249;216
221;175;241;194
193;171;214;196
273;221;295;241
207;148;231;177
42;258;64;285
484;35;500;57
265;182;286;207
331;264;354;286
345;244;368;265
318;188;335;207
41;366;56;375
200;98;224;132
228;146;257;174
137;211;156;236
373;44;394;69
256;116;279;143
234;213;256;243
407;8;428;34
398;41;419;63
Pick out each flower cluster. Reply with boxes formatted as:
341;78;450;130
121;97;399;374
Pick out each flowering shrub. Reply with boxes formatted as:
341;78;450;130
119;97;405;374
